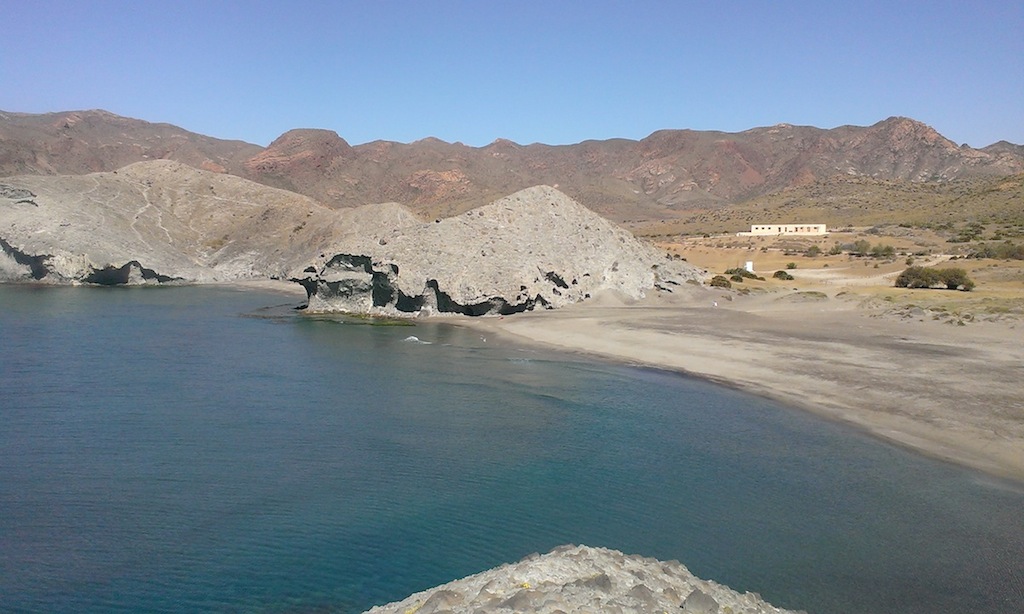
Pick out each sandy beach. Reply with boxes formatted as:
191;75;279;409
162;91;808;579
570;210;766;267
456;285;1024;483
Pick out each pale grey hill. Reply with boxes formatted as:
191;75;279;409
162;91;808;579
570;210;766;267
365;544;798;614
1;164;697;317
0;160;418;283
293;185;702;316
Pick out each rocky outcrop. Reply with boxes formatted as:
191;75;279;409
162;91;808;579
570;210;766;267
0;160;418;285
291;185;701;316
2;165;693;304
365;545;799;614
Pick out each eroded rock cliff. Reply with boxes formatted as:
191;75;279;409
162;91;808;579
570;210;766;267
292;185;701;316
0;160;418;284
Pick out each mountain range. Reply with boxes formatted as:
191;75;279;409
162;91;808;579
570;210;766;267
3;109;1021;224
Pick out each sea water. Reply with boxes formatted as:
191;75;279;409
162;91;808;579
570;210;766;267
0;285;1021;613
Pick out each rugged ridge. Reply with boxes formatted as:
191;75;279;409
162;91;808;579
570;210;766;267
3;110;1021;224
243;117;1024;220
291;185;701;316
0;109;261;176
365;545;799;614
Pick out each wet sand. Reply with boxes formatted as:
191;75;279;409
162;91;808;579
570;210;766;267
457;286;1024;483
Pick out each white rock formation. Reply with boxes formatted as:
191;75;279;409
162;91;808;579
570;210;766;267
1;165;699;314
0;160;417;284
365;545;799;614
293;186;701;315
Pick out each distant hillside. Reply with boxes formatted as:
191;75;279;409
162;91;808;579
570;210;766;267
0;109;261;176
2;110;1022;225
631;173;1024;237
239;117;1024;222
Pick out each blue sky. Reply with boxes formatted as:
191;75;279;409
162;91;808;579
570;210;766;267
2;1;1021;147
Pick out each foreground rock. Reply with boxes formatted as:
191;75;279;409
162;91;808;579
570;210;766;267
292;186;702;316
365;545;799;614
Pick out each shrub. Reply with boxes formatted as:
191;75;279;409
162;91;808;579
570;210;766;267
806;245;822;257
828;243;843;256
709;275;732;288
786;262;797;269
851;239;872;256
772;270;794;280
968;241;1024;260
938;267;975;291
895;266;939;288
729;274;745;282
724;268;764;281
894;266;974;291
870;244;895;258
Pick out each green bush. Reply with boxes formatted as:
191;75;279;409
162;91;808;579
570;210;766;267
729;274;745;282
895;266;940;288
939;268;975;291
709;275;732;288
895;266;974;291
851;239;872;256
724;268;764;281
806;245;822;257
786;262;797;269
968;241;1024;260
870;244;895;258
773;270;794;280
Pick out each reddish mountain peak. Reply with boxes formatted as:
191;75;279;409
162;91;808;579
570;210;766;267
264;129;351;154
245;129;351;175
486;137;522;149
412;136;450;146
869;116;957;150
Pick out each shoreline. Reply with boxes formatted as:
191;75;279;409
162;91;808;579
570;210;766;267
5;279;1022;482
450;286;1024;484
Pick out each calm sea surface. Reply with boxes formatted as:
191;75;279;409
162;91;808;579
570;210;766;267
1;285;1022;613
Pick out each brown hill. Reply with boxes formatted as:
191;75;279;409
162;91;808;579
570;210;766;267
243;117;1024;221
0;109;261;176
631;172;1024;237
2;110;1022;225
242;128;353;197
233;117;1023;223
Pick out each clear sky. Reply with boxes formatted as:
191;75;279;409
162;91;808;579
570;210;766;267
1;0;1021;147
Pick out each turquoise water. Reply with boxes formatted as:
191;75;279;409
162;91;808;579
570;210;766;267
0;285;1022;613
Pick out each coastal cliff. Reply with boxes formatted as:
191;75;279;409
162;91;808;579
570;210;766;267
292;186;701;316
1;164;701;315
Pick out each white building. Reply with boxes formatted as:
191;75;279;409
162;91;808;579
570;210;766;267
738;224;827;236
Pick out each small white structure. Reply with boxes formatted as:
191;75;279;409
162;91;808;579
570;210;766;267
744;261;754;273
738;224;827;236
